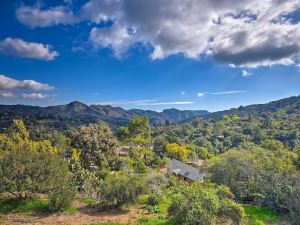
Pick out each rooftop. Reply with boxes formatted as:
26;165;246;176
167;159;205;182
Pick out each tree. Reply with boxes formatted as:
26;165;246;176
0;120;75;211
166;143;191;161
116;116;152;147
128;116;151;142
115;126;130;142
208;142;296;212
195;147;211;159
72;123;119;169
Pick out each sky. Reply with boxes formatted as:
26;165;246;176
0;0;300;112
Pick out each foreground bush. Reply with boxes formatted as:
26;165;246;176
0;120;75;211
208;141;300;224
169;182;244;225
96;171;145;209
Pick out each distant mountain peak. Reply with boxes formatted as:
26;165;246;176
67;101;87;107
0;95;299;131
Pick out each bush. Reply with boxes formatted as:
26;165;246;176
146;205;161;213
208;144;295;212
169;182;244;225
146;194;161;206
0;120;75;211
48;185;75;211
96;172;145;209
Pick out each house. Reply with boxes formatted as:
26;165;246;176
167;159;205;182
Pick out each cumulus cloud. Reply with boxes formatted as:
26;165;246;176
0;92;14;98
0;75;54;91
16;0;300;67
0;38;59;60
80;0;121;23
90;24;134;57
21;93;53;99
16;5;76;28
197;93;205;97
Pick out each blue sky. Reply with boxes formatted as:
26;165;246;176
0;0;300;112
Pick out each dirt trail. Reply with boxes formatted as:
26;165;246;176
1;205;147;225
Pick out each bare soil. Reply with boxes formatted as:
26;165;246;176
0;200;149;225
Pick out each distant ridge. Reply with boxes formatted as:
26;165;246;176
183;95;300;123
0;101;209;130
1;95;299;131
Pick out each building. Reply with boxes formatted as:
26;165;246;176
167;159;205;182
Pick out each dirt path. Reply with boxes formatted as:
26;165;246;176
1;205;148;225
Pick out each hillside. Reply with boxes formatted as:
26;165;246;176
0;101;209;131
182;95;300;123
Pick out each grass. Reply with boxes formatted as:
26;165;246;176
63;206;79;214
0;197;50;214
137;195;174;225
157;198;171;215
138;195;148;205
82;196;95;205
244;205;279;225
137;216;176;225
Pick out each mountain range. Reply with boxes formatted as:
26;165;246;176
0;101;209;130
0;95;299;131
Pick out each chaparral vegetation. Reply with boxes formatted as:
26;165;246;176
0;95;299;225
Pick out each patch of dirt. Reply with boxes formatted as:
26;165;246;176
1;204;148;225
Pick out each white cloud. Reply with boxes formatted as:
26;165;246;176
210;91;247;95
21;93;53;99
16;0;300;68
181;91;186;96
90;24;135;58
94;99;194;106
197;92;205;97
0;92;14;98
80;0;121;23
88;0;300;67
16;5;76;28
0;75;54;91
242;70;252;77
0;38;59;60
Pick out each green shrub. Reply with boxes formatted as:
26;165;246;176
0;120;75;211
96;172;145;209
169;182;244;225
146;205;161;213
147;194;161;206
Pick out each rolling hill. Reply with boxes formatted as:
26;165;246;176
0;101;209;131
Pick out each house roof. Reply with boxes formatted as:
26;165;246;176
167;159;205;181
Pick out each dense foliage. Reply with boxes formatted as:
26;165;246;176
0;95;299;224
169;182;244;225
0;120;75;211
